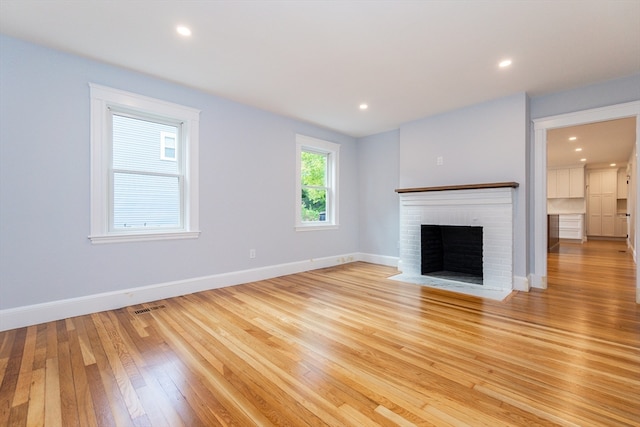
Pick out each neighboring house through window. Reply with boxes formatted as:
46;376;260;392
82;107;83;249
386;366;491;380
160;131;177;161
295;134;340;230
89;84;200;243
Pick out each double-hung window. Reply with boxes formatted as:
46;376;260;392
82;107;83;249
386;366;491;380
89;84;200;243
295;134;340;230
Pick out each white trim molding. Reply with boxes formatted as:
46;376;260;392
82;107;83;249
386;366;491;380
514;275;530;292
359;253;399;267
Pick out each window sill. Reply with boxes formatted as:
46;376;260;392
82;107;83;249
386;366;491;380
295;224;339;232
89;230;200;244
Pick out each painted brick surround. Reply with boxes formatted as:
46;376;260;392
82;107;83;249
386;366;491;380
398;187;515;291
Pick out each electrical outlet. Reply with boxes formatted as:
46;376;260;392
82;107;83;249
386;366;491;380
436;156;444;166
249;249;256;259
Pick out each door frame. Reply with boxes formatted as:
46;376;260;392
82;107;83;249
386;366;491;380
532;101;640;301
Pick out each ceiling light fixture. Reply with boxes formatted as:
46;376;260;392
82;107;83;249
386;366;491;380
359;103;368;110
610;163;617;167
176;25;192;37
575;148;582;152
499;59;512;68
569;136;577;141
580;158;587;162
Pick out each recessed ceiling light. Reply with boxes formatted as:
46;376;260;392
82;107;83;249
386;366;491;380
610;163;617;167
569;136;577;141
580;158;587;162
499;59;512;68
575;148;582;152
359;103;368;110
176;25;192;37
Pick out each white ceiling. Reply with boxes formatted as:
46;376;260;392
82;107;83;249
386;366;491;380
0;0;639;138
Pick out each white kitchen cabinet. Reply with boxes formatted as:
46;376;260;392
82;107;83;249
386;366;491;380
555;169;570;198
569;167;585;197
615;214;628;238
547;169;557;198
547;167;584;198
559;214;585;241
587;169;617;237
617;169;628;199
556;169;571;199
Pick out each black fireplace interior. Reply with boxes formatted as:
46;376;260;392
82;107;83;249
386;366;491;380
421;225;483;285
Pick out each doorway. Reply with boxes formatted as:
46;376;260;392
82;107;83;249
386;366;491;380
548;118;635;241
533;101;640;301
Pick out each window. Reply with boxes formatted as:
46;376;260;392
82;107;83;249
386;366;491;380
89;84;200;243
295;134;340;230
160;131;177;161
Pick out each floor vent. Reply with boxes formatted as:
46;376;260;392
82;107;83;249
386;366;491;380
133;305;166;315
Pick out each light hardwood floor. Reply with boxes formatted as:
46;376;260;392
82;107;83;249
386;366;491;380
0;240;638;426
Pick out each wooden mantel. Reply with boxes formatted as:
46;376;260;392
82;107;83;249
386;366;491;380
395;181;519;194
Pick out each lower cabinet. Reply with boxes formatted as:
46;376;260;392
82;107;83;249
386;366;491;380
615;214;628;238
558;214;585;241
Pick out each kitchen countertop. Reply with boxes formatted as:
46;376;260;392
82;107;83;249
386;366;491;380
547;212;585;215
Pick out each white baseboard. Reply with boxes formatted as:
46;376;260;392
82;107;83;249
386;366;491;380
529;274;547;289
513;275;530;292
0;252;364;332
1;253;537;331
358;253;399;267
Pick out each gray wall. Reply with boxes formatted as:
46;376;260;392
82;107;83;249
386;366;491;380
530;73;640;120
357;130;400;257
2;33;638;312
0;35;359;309
398;93;529;279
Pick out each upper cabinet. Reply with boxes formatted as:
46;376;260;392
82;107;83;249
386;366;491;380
548;166;585;198
555;168;570;198
547;169;557;198
569;167;585;198
617;169;628;199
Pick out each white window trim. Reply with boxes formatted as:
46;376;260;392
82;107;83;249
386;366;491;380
295;134;340;231
89;83;200;244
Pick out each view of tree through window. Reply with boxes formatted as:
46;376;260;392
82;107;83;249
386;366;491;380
300;150;327;221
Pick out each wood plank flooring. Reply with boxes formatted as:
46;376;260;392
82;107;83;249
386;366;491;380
1;240;638;426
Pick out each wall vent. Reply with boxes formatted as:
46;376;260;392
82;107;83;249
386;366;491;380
132;304;166;315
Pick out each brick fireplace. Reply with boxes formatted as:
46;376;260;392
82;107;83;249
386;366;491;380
396;183;518;291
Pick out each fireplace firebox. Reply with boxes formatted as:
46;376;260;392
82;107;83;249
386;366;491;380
421;225;483;285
